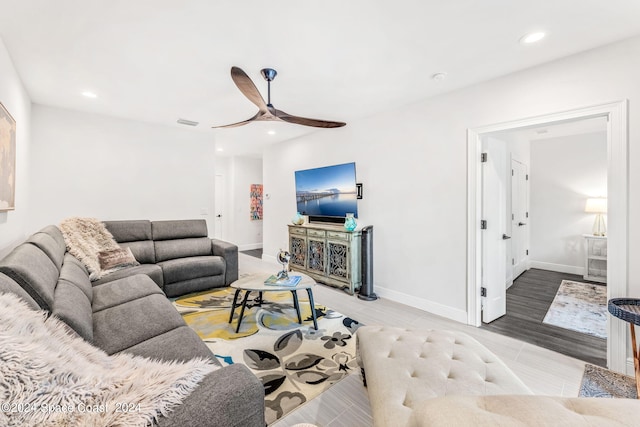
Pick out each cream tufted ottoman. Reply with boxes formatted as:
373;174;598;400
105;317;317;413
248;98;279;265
356;326;532;427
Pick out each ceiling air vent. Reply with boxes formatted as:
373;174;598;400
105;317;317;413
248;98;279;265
177;118;199;126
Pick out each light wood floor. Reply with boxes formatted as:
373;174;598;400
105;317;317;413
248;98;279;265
238;254;587;427
481;268;606;367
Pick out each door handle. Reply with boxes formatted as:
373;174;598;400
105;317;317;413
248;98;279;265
518;222;526;226
502;234;511;240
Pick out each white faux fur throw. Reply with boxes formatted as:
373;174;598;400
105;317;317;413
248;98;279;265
59;217;121;281
0;293;217;427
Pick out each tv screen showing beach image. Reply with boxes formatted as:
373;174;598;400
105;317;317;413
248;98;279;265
295;162;358;218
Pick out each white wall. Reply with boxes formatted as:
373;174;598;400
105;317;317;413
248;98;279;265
0;38;32;257
529;131;607;273
230;156;263;250
263;35;640;323
28;105;217;232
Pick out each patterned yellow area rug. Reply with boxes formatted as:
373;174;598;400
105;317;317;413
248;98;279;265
174;287;362;425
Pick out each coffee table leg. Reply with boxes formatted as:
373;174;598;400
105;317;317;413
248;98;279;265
306;288;318;330
630;323;640;399
291;290;302;324
236;291;252;333
229;289;241;323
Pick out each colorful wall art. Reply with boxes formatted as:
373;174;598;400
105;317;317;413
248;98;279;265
250;184;263;220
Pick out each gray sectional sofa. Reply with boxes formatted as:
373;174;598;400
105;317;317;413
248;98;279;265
0;220;264;427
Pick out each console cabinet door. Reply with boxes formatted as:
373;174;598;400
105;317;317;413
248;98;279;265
290;235;307;269
307;238;326;274
327;239;350;282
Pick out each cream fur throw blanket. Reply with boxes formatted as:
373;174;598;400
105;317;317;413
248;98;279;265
0;293;217;427
59;217;121;281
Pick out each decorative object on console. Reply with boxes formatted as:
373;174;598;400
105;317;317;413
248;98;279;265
212;66;346;129
585;197;607;236
0;101;16;212
344;213;357;231
276;249;291;280
292;211;305;225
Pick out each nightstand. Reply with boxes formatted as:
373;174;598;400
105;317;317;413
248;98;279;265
583;234;607;283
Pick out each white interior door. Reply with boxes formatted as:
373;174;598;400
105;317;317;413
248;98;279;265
511;159;529;279
214;174;225;240
482;137;507;323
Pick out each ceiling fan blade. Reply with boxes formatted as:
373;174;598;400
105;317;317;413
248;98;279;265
230;66;268;112
276;109;346;128
211;112;261;128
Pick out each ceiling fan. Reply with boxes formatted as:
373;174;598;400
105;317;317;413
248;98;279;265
212;66;346;129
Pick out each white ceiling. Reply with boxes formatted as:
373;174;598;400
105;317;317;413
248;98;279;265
1;0;639;156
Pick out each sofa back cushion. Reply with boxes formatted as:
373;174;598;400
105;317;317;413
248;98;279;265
152;219;208;240
52;281;93;342
154;238;212;262
25;225;67;272
0;243;59;311
0;272;40;311
152;220;212;262
103;220;155;264
59;253;93;302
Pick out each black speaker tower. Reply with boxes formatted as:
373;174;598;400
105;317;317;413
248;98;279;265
358;225;377;301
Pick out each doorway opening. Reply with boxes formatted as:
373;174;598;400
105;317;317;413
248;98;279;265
467;101;628;373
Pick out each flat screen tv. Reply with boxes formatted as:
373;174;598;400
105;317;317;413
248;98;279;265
295;162;358;221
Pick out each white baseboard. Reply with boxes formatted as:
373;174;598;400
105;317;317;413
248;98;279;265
375;285;468;324
528;260;584;276
261;253;278;265
238;243;263;251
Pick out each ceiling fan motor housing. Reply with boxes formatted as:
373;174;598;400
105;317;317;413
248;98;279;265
260;68;277;81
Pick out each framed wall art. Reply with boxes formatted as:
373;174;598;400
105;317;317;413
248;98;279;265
0;102;16;211
250;184;263;220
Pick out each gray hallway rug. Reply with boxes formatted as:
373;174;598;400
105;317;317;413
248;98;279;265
542;280;607;339
579;363;636;398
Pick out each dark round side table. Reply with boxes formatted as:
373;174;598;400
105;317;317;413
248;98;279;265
608;298;640;398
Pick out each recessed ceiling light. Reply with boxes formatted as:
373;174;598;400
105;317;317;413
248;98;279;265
82;91;97;98
267;130;276;135
216;148;224;152
431;72;447;81
520;32;546;45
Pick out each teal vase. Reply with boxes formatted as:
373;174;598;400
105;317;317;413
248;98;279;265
292;212;305;225
344;213;357;231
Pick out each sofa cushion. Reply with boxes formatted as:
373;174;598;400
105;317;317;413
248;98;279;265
91;263;163;288
152;219;208;240
164;276;226;298
156;364;265;427
0;244;59;311
92;274;164;313
407;395;635;427
59;253;93;302
92;293;186;355
154;238;212;262
103;220;152;242
119;325;217;363
104;220;156;264
98;247;140;270
158;256;225;284
25;226;66;271
52;281;93;342
119;240;156;264
0;272;40;310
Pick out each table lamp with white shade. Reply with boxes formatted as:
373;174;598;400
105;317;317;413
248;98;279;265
585;197;607;236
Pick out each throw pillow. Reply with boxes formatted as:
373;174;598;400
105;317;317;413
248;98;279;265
98;247;140;271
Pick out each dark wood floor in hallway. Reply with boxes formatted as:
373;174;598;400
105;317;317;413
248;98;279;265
481;268;606;367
